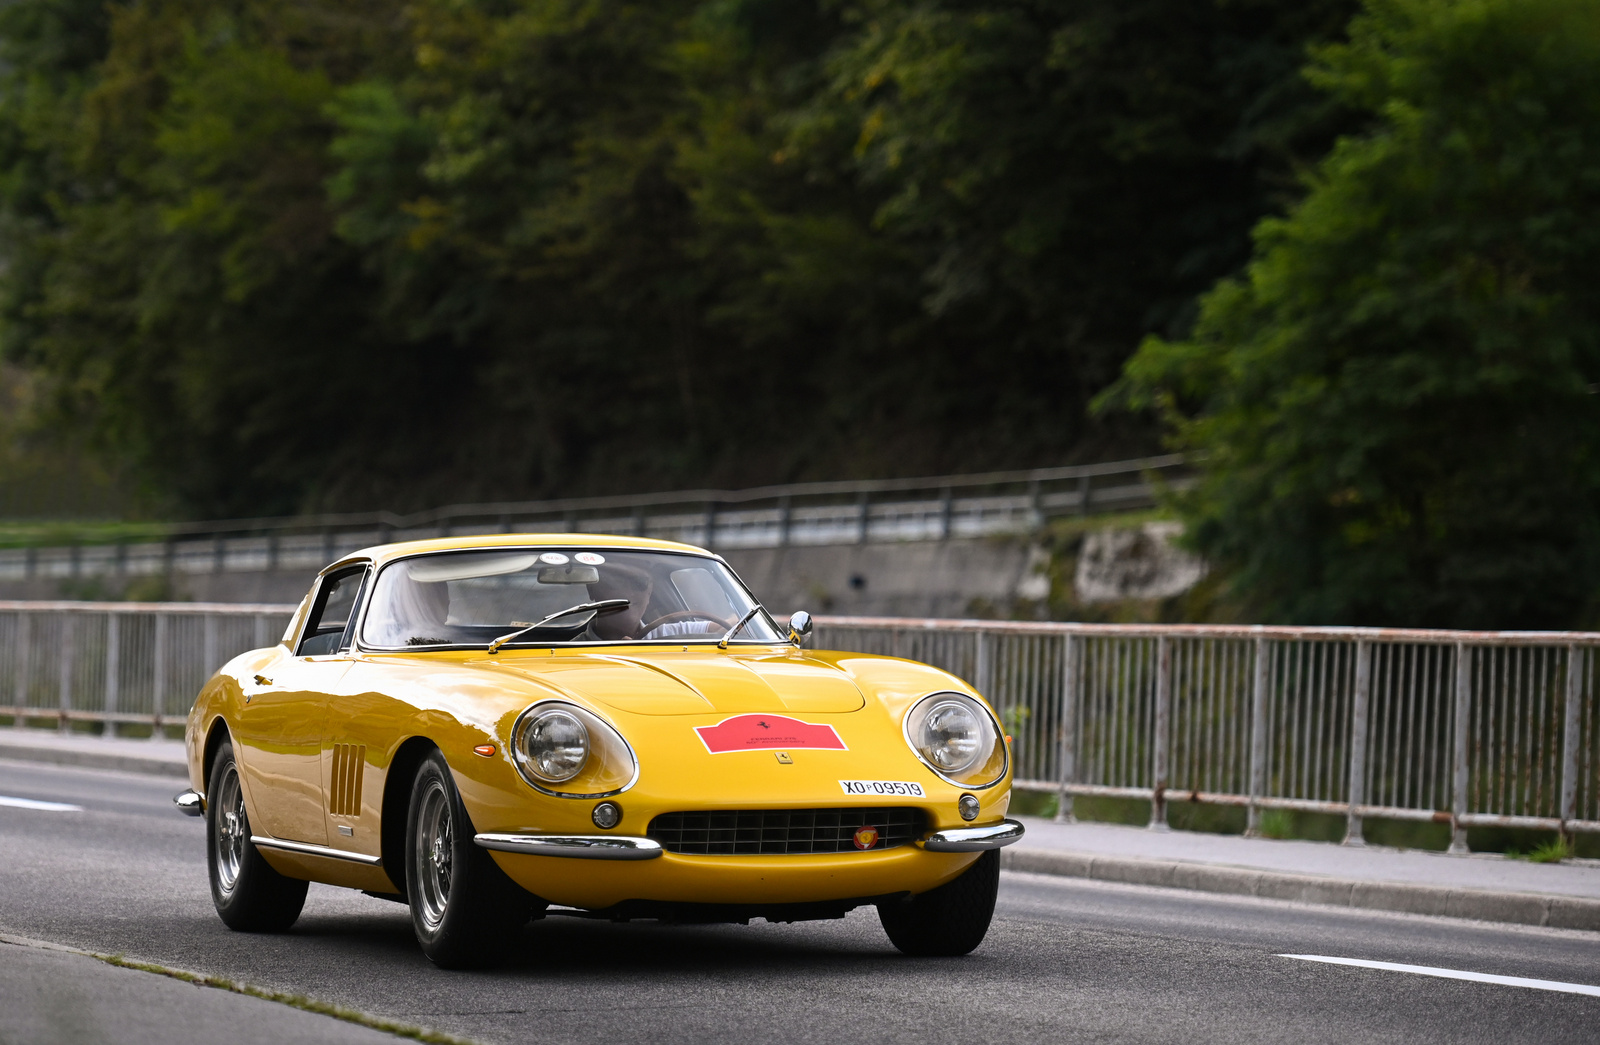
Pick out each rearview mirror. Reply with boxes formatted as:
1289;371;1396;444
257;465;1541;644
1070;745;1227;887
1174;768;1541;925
788;610;813;646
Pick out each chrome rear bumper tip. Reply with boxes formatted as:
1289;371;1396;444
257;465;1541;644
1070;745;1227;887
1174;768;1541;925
474;833;664;860
174;789;205;817
918;818;1025;852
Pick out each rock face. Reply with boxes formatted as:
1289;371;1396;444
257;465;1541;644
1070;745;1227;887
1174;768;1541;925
1074;521;1205;603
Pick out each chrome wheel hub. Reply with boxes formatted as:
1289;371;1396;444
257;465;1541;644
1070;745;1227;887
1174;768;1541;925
213;764;247;896
413;780;453;931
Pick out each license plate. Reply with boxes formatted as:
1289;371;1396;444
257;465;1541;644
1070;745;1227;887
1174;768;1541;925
839;779;925;798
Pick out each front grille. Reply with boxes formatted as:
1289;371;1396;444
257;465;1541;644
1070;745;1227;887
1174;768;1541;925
648;808;925;855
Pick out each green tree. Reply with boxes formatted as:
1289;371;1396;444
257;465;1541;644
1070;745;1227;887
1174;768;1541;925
0;0;1363;517
1108;0;1600;628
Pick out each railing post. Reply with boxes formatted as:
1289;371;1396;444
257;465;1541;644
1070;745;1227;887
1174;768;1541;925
1027;479;1043;530
1246;636;1270;837
57;611;73;733
1343;639;1372;846
975;631;994;699
703;502;717;550
938;487;953;539
203;613;218;676
1450;642;1471;854
1560;645;1583;841
856;491;870;544
152;614;167;740
104;613;120;736
1077;474;1092;516
1056;634;1079;823
1150;636;1171;830
14;612;31;727
776;495;791;548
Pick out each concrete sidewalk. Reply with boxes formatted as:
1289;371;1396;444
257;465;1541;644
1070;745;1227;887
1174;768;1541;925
1006;815;1600;931
2;727;1597;932
0;728;187;779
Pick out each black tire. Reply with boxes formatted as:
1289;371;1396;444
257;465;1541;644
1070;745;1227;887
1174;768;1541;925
207;738;309;932
878;849;1000;956
406;750;538;969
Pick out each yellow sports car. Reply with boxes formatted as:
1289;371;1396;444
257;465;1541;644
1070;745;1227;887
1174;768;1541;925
177;535;1022;967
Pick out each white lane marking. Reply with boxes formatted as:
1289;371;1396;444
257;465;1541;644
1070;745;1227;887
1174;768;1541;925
1280;954;1600;998
0;795;84;812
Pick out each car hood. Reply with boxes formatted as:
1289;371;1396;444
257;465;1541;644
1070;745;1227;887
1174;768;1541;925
476;649;867;716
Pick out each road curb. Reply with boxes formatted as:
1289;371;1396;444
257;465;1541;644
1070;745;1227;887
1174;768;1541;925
1002;847;1600;932
0;741;188;780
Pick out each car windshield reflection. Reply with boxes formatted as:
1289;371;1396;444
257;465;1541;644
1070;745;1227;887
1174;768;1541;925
360;548;783;649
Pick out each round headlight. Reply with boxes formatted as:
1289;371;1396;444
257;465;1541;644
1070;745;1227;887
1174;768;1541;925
918;699;983;772
518;708;589;783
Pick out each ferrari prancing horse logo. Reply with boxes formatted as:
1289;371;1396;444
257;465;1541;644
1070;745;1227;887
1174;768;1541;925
853;825;879;850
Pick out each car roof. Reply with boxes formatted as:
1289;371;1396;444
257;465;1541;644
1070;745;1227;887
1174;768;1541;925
330;533;717;574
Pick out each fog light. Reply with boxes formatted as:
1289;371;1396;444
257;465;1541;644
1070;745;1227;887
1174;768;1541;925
592;801;622;829
958;794;980;821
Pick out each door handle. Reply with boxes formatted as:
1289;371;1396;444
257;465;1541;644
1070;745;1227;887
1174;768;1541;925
253;674;273;686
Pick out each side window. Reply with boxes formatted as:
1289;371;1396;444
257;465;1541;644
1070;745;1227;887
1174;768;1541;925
296;567;369;656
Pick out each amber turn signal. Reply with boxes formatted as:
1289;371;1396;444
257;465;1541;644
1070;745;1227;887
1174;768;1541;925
473;744;497;757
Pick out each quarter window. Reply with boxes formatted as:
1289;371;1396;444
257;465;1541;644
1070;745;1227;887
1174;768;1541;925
297;566;368;656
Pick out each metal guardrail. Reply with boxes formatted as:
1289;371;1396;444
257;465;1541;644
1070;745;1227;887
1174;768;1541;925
0;455;1186;582
814;618;1600;848
8;602;1590;850
0;602;294;733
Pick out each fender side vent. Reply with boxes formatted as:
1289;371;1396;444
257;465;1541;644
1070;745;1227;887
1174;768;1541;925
329;743;366;817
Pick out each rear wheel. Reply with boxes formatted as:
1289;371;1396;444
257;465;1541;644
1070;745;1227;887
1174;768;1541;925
878;849;999;956
406;750;539;968
207;738;308;932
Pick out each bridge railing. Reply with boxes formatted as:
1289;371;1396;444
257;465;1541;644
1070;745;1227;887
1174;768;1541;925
5;601;1591;848
0;454;1187;581
814;617;1600;847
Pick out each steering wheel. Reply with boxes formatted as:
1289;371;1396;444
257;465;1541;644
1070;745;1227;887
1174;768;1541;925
640;610;733;635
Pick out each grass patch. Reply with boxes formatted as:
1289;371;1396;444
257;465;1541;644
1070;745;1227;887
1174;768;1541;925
95;953;478;1045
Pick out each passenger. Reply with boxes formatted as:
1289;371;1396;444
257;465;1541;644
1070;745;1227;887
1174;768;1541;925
367;567;452;646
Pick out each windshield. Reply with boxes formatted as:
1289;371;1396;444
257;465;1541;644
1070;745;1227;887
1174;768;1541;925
359;548;783;649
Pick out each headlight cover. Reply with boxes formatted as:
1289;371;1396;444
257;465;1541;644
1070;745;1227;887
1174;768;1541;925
510;701;638;797
903;691;1007;789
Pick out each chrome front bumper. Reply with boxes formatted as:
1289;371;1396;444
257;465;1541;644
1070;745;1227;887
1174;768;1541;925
174;789;205;817
475;833;664;860
916;818;1025;852
475;818;1025;860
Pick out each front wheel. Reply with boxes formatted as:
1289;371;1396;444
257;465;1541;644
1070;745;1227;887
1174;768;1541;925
407;751;539;968
878;849;999;956
207;738;308;932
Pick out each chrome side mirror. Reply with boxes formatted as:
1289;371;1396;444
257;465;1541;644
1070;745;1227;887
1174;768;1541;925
787;610;813;646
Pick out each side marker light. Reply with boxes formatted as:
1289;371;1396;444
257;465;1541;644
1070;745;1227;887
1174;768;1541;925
473;744;497;757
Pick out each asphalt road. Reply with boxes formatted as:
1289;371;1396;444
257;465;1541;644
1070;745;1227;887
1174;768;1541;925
2;758;1598;1045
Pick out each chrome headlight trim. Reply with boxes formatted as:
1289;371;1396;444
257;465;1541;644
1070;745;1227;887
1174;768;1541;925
509;699;640;798
900;690;1009;791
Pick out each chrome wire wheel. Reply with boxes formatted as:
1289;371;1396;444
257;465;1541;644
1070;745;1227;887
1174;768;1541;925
213;763;247;898
413;777;453;932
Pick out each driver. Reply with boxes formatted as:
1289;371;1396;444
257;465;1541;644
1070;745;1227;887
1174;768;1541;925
586;563;723;640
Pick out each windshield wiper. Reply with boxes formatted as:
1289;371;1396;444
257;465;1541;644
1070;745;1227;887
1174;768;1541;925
487;599;630;654
717;605;765;649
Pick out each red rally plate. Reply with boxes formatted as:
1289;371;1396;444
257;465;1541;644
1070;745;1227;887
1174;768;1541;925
695;714;847;754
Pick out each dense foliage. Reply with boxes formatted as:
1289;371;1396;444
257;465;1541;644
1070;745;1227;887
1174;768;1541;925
1109;0;1600;629
0;0;1355;516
